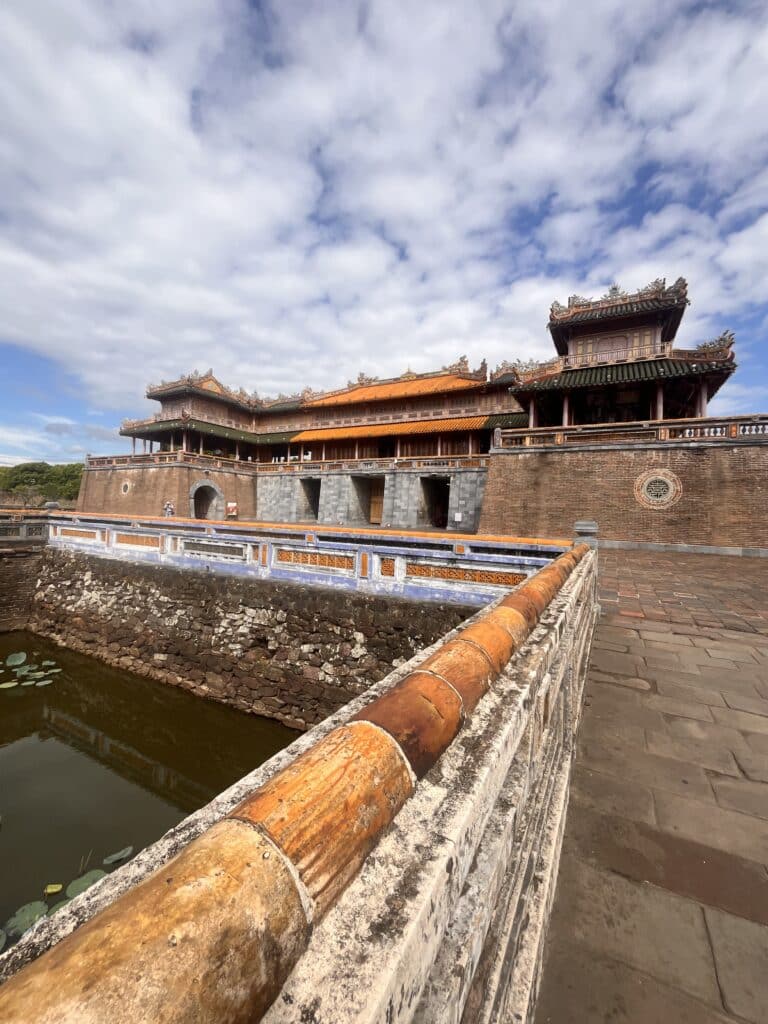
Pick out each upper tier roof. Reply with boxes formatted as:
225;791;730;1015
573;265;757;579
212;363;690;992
303;371;486;408
548;278;690;354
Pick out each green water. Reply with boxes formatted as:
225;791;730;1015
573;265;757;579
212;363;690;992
0;631;296;948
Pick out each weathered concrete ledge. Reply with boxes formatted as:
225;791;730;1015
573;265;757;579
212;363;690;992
0;545;597;1023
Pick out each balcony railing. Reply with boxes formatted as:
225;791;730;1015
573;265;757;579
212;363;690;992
495;414;768;449
562;343;668;368
85;452;489;473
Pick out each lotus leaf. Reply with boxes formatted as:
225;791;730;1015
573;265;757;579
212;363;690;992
42;660;56;667
48;668;63;674
0;681;18;689
44;883;63;896
103;845;134;866
5;901;47;937
47;898;71;916
36;679;53;687
65;869;106;899
5;652;26;667
21;679;37;687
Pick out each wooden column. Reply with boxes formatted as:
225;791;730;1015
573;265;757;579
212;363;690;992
436;435;442;456
322;443;326;461
468;433;473;455
562;393;570;427
529;398;538;429
235;442;240;460
655;381;664;421
300;444;304;462
169;434;174;453
142;439;147;454
132;437;136;455
182;430;188;452
354;440;359;460
199;434;203;455
396;438;401;459
698;380;708;418
149;440;153;454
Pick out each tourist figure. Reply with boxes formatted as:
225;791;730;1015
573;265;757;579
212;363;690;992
163;500;174;517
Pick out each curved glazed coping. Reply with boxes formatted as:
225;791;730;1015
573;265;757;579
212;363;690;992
0;544;591;1024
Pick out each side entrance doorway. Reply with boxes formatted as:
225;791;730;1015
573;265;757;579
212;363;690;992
189;481;225;520
420;476;450;529
351;476;385;525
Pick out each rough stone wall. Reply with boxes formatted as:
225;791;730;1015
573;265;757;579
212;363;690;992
77;464;258;519
28;549;472;729
480;443;768;547
0;548;43;631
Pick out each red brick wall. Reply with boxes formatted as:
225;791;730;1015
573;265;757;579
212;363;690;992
479;443;768;547
77;465;258;519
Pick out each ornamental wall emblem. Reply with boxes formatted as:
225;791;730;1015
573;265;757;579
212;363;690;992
634;469;682;510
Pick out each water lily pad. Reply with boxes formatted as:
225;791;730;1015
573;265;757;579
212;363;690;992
0;681;18;689
5;652;26;667
13;665;30;675
103;845;134;866
47;668;63;674
36;679;53;687
21;679;38;687
47;898;71;917
5;901;47;938
44;883;63;896
42;660;56;667
65;869;106;899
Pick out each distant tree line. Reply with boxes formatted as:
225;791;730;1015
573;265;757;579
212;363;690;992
0;462;83;502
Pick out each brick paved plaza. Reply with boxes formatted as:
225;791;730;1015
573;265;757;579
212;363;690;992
536;549;768;1024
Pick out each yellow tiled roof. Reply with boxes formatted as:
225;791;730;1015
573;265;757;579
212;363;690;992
304;375;484;407
293;416;487;442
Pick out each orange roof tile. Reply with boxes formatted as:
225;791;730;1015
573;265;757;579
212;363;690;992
304;374;484;407
293;416;487;442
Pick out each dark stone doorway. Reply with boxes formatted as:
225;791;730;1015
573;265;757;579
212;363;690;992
421;477;450;529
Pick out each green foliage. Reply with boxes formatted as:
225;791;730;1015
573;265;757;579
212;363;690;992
0;461;83;501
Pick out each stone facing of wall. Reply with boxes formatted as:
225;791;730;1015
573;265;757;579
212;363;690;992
27;549;472;729
479;442;768;547
0;547;44;632
256;467;487;532
0;544;596;1024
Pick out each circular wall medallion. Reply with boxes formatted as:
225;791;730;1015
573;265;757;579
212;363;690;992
121;482;130;495
634;469;682;510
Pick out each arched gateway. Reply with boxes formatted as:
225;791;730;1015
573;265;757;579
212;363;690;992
189;480;224;520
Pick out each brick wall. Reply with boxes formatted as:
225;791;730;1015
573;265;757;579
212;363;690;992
479;442;768;548
78;464;258;519
0;548;44;631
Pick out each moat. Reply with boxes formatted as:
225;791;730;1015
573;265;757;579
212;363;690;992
0;631;296;948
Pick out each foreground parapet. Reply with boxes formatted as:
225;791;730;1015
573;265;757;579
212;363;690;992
0;543;597;1024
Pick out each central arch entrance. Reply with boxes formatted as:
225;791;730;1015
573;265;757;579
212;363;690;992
189;480;225;520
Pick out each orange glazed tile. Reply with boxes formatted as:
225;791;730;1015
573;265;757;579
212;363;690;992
0;820;308;1024
459;617;516;674
351;672;463;778
501;590;541;628
491;605;531;646
230;723;413;917
419;639;495;712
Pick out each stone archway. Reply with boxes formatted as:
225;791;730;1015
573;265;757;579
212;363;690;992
189;479;225;520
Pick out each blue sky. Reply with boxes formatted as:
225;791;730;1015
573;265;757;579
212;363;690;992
1;0;767;464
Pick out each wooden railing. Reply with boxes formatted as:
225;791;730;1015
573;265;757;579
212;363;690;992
85;452;489;473
496;414;768;449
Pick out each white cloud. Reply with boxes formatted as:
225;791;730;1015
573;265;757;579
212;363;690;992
0;0;766;440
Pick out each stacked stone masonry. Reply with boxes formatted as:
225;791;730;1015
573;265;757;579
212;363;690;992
26;549;473;729
0;548;43;631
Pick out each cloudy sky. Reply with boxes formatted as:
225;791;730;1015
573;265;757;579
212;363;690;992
1;0;767;464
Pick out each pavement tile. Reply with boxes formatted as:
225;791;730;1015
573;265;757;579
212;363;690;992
656;679;726;706
588;649;644;677
547;857;721;1006
536;938;734;1024
705;908;768;1023
712;778;768;821
579;740;715;802
677;648;738;669
640;632;693;646
723;692;768;718
644;694;714;722
570;766;655;825
711;706;768;736
589;674;651;692
654;790;768;865
563;805;768;926
646;730;739;777
745;732;768;753
734;751;768;782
